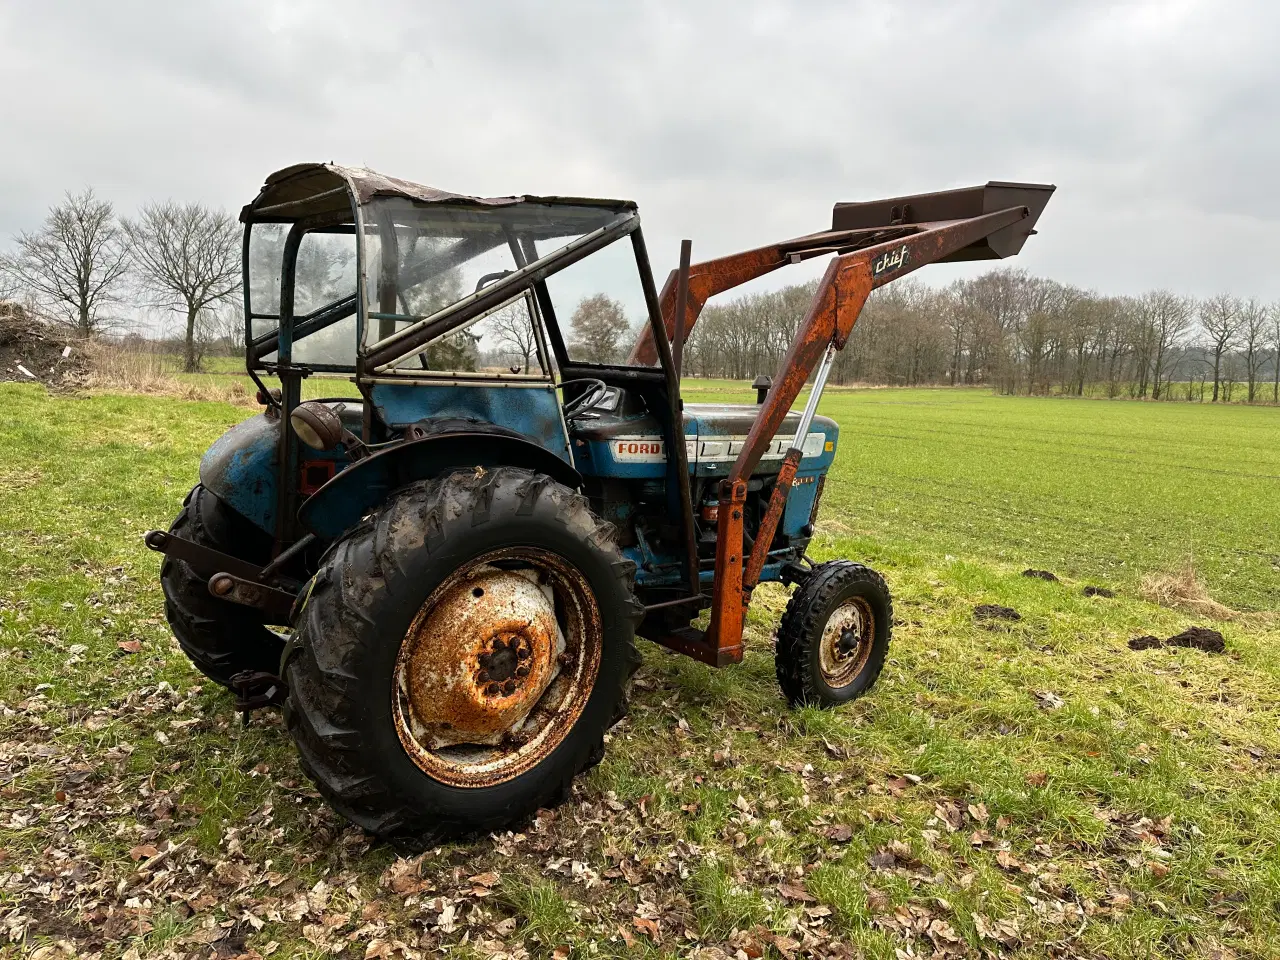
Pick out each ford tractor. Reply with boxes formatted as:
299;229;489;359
145;164;1053;836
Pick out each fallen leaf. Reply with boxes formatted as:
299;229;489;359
117;640;142;654
128;843;160;861
821;824;853;843
633;916;661;943
777;881;814;902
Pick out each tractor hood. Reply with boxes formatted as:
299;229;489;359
569;402;838;480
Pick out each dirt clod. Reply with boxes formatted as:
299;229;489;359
1022;569;1058;582
1166;626;1226;654
1128;635;1163;651
1083;585;1115;598
974;604;1021;622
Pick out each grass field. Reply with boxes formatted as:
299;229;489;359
1;382;1278;960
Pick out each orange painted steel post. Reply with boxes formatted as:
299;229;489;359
705;478;748;664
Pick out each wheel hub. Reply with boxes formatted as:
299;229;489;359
391;548;603;789
818;599;875;687
400;569;561;749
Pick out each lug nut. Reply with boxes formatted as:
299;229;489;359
485;683;501;696
515;664;530;678
502;679;517;695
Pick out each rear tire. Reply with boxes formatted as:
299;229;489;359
775;561;892;708
281;467;642;838
160;485;285;689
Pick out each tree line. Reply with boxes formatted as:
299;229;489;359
0;189;240;372
681;271;1280;403
5;189;1279;401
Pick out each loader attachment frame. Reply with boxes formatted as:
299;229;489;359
636;181;1054;666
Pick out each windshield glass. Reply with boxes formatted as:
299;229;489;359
360;198;623;352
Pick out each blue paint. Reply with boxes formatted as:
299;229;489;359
199;414;280;534
371;382;571;462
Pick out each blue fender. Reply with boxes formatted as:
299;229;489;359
298;431;582;539
199;414;280;535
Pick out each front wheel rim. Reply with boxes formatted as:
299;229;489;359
817;597;875;688
392;547;602;788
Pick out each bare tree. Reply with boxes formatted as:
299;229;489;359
1199;294;1241;402
485;299;541;373
1271;301;1280;404
201;301;246;357
1142;291;1193;400
1239;299;1269;403
568;294;630;365
0;188;129;336
125;202;241;372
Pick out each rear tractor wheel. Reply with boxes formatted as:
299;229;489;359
775;561;892;708
282;467;642;838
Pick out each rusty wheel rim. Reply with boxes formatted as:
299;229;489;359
817;598;875;689
392;547;602;788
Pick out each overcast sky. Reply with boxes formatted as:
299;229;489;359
2;0;1278;310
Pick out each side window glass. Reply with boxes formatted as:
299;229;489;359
383;290;549;378
540;236;654;366
247;223;285;339
292;230;358;366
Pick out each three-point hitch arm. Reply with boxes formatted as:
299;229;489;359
637;181;1054;666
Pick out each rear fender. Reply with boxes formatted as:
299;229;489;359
298;432;582;539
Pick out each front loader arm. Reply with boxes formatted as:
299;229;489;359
699;191;1052;662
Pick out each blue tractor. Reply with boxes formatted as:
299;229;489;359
146;165;1052;836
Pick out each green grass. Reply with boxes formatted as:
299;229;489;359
686;380;1280;611
0;381;1278;960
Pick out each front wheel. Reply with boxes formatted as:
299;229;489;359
282;467;642;838
775;561;892;708
159;484;284;688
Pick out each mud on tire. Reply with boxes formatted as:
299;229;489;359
775;561;892;709
281;467;643;838
160;484;284;688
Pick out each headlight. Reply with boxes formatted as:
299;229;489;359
290;401;343;450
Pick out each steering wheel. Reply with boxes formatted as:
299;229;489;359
559;379;609;418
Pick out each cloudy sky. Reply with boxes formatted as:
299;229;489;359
1;0;1277;307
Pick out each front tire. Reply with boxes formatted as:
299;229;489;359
160;484;284;688
282;467;642;838
775;561;892;708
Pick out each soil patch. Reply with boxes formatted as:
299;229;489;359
1128;635;1163;651
1166;626;1226;654
0;305;87;386
1022;569;1058;582
1083;586;1115;598
974;604;1021;622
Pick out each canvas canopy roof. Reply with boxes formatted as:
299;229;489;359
239;162;636;224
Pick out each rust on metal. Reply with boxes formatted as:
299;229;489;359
392;547;602;788
819;598;876;688
743;447;801;592
699;201;1038;662
704;478;748;664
